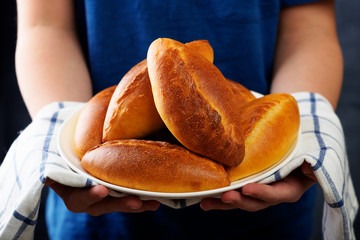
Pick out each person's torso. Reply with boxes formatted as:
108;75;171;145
47;1;320;239
75;0;283;94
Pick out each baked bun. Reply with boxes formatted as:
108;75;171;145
187;40;255;106
185;40;214;63
74;37;301;193
81;139;230;192
226;93;300;181
102;59;165;142
147;38;245;167
227;78;256;106
74;86;116;159
103;40;215;142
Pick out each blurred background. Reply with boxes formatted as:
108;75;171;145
1;1;359;239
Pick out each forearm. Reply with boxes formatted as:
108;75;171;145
271;0;343;109
16;0;92;119
16;28;92;118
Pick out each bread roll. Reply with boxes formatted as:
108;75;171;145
102;59;165;142
227;78;256;106
81;139;230;192
188;39;254;105
74;86;116;159
186;40;256;106
102;40;216;142
187;40;255;107
185;40;214;63
147;38;245;167
226;93;300;181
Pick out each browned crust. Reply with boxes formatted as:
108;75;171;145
147;38;245;167
81;139;230;192
102;60;165;141
102;40;215;142
226;78;256;106
185;40;214;63
76;38;300;191
226;93;300;181
74;85;116;159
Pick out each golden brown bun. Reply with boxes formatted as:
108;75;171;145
185;40;214;63
186;40;255;107
186;41;255;106
81;139;230;192
74;86;116;159
103;59;165;141
76;37;299;193
102;40;215;142
147;38;245;167
226;78;256;106
226;93;300;181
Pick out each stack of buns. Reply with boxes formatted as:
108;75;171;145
74;38;300;193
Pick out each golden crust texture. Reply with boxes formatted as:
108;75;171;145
185;40;214;63
226;78;256;106
81;139;230;192
74;86;116;159
75;37;301;193
103;59;165;142
147;38;245;167
102;40;215;142
226;93;300;181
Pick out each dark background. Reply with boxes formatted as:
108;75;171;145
1;1;359;239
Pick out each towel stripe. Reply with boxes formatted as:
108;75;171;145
302;130;344;154
274;170;282;181
296;97;328;105
180;199;187;208
308;93;349;239
13;199;41;240
85;178;93;187
13;149;22;190
12;211;37;226
310;93;327;172
39;103;64;183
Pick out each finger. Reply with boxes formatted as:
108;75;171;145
68;185;110;212
241;172;315;203
241;183;285;203
48;181;160;215
49;183;109;212
86;196;160;216
200;190;272;212
142;200;161;211
200;197;230;211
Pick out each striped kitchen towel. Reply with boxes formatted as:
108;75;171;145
0;92;358;239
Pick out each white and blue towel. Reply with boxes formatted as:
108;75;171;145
0;92;358;240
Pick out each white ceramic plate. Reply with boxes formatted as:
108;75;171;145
57;94;300;200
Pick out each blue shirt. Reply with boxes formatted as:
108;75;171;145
46;0;319;239
75;0;318;95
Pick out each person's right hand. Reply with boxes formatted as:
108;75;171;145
46;179;160;216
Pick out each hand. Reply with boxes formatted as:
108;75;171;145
46;179;160;216
200;162;316;211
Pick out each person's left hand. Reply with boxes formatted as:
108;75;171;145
200;162;317;211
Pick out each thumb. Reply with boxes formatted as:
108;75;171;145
49;181;109;213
